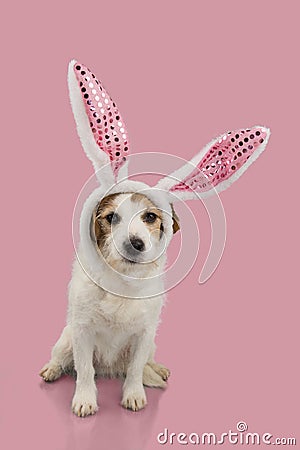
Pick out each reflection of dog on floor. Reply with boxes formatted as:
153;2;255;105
40;60;270;417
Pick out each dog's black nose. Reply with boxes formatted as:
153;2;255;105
130;236;145;252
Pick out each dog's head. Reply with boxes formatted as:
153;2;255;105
91;192;179;273
69;60;270;284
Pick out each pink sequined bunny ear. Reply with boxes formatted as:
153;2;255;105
156;126;270;200
68;60;130;185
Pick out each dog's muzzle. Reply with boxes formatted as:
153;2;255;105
123;235;145;263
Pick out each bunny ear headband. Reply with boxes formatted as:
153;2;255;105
68;60;270;285
68;60;270;200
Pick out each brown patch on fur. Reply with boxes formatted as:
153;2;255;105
171;204;180;234
92;193;120;254
131;193;163;238
131;194;180;234
131;193;162;219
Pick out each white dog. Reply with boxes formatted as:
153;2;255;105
40;60;270;417
40;191;178;416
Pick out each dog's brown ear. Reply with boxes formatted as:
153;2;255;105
90;207;101;243
171;204;180;234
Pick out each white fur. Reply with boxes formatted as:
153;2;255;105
68;258;165;415
40;259;167;416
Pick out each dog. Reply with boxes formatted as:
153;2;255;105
40;192;179;416
39;60;270;417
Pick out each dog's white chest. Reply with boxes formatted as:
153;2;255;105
90;294;161;366
92;293;157;330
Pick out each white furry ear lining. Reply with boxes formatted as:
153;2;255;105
156;126;270;201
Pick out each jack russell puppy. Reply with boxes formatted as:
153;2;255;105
39;60;270;417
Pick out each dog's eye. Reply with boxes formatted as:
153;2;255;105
106;213;120;225
143;212;157;223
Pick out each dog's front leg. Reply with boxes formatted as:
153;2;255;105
71;327;98;417
122;331;153;411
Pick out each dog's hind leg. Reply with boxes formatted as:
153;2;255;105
39;325;73;382
142;364;167;388
146;344;170;382
146;361;170;382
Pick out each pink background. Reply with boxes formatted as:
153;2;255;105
1;1;299;449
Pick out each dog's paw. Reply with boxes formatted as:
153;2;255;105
122;386;147;411
72;391;98;417
39;362;62;382
143;364;167;388
148;362;170;381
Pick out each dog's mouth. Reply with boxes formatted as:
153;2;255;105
122;254;141;265
123;258;138;264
